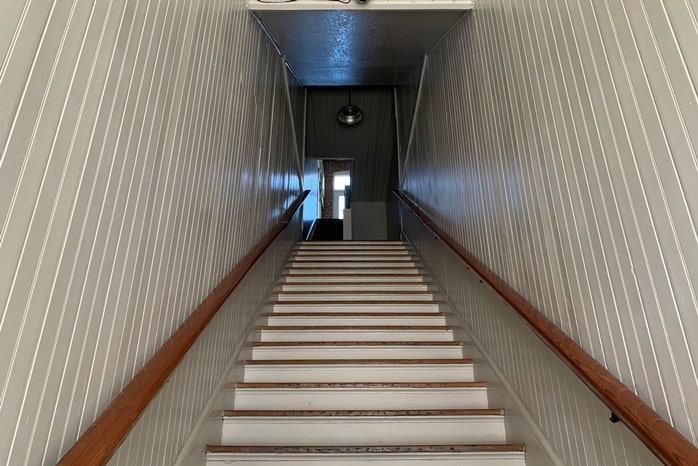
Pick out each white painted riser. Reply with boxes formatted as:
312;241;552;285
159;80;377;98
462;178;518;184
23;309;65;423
242;364;475;382
263;315;447;325
293;251;413;257
207;452;526;465
288;263;420;269
297;241;407;247
221;416;506;445
250;345;466;359
259;329;454;341
278;284;434;292
231;387;489;410
284;269;423;276
271;303;446;313
282;276;429;283
292;255;416;261
273;294;438;302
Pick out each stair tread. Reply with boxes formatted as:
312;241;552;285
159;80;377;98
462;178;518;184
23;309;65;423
223;409;503;417
270;301;446;305
235;382;487;388
275;290;434;295
245;359;473;365
251;341;461;347
264;312;445;317
208;444;524;454
260;325;453;330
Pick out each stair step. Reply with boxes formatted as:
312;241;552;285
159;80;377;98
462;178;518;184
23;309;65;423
272;294;438;303
207;444;526;465
220;409;506;445
263;313;447;326
287;263;422;270
258;326;455;342
293;250;413;256
250;340;469;357
282;274;427;282
271;302;447;313
241;360;475;382
296;241;408;250
291;255;417;262
231;382;488;410
278;282;434;291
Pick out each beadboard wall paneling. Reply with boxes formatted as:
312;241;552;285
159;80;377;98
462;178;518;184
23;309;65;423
306;87;398;203
401;207;660;466
0;0;301;464
110;215;302;466
402;0;698;461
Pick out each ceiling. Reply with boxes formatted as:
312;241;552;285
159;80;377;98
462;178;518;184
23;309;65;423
250;2;472;86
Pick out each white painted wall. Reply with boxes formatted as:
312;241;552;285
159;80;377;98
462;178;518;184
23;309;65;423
401;0;698;462
0;1;301;464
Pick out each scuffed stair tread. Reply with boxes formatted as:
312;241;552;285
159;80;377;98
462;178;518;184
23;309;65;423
235;381;487;388
262;312;445;317
269;301;446;306
260;325;453;330
251;340;461;346
208;444;524;454
223;409;501;417
245;358;473;365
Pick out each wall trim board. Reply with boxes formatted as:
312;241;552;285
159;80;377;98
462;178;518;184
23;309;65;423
395;190;698;466
400;56;428;188
58;190;310;466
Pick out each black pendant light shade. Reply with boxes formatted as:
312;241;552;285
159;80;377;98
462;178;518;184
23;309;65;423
337;90;363;126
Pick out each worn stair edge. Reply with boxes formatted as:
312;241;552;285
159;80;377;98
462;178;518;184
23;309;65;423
233;381;487;389
245;358;474;365
251;341;462;347
262;312;446;317
223;409;503;417
208;444;524;454
259;325;454;331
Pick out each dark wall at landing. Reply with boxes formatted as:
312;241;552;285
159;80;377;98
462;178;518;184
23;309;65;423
305;87;398;203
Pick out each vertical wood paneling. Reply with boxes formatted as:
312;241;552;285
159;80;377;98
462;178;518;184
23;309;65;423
401;207;661;466
0;0;301;464
401;0;698;462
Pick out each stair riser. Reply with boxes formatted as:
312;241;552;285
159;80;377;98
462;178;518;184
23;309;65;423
207;453;525;465
271;304;446;313
286;261;418;273
231;388;489;410
278;284;433;292
282;276;428;283
296;241;406;250
273;295;437;303
292;256;416;262
251;346;465;359
242;365;475;383
221;417;506;445
259;330;454;342
263;316;447;326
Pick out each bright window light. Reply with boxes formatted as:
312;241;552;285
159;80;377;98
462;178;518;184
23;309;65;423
334;175;351;191
338;195;345;219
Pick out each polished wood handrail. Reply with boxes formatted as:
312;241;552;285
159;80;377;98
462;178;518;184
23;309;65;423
58;190;310;465
394;190;698;466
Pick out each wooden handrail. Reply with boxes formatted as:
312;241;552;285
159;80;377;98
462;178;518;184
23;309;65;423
58;190;310;466
394;190;698;466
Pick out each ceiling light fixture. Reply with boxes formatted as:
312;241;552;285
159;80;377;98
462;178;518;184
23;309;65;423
337;89;363;126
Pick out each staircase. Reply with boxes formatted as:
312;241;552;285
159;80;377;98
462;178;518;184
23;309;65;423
206;241;526;465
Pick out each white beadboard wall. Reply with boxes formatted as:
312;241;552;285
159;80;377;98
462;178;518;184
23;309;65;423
0;0;301;464
401;0;698;462
111;215;302;466
401;209;661;466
